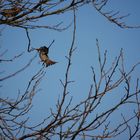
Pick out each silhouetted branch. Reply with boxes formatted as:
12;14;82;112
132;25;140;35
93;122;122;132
1;1;140;140
48;40;55;49
20;22;73;31
0;51;24;62
0;0;139;29
25;28;35;52
0;55;36;81
0;66;45;139
92;0;140;29
16;7;77;140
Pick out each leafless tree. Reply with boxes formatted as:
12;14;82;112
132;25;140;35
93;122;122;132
0;0;140;140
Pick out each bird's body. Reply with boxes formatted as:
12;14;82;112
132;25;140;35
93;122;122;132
39;51;48;62
36;46;57;67
1;7;21;18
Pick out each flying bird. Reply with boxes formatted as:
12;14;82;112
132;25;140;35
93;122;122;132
36;46;57;67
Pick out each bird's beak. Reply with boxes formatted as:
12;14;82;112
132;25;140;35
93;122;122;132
35;48;40;51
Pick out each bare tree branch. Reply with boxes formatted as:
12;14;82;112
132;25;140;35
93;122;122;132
0;0;139;29
0;51;24;62
0;1;140;140
0;55;36;81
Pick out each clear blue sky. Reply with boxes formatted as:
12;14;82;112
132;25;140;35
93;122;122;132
1;0;140;139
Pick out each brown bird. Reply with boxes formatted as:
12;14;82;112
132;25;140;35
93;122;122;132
36;46;57;67
1;7;21;18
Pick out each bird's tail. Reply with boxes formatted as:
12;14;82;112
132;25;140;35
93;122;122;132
45;59;57;67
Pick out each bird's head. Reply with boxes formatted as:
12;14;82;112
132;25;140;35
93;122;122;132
35;46;49;53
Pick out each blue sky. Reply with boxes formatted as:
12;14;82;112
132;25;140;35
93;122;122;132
1;0;140;139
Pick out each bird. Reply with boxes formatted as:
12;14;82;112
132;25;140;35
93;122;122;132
1;7;22;18
36;46;57;67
